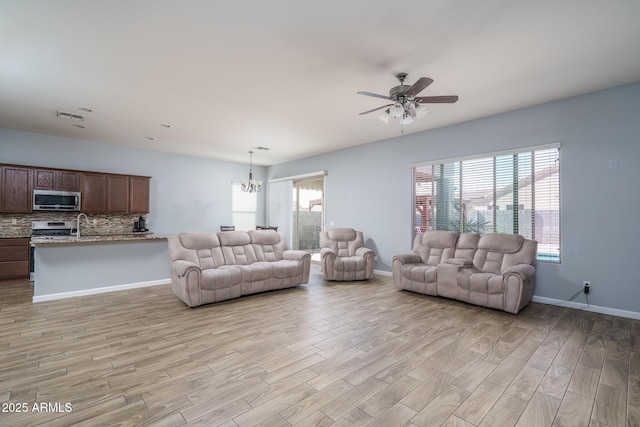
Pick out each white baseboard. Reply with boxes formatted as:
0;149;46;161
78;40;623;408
374;269;392;277
32;279;171;303
532;296;640;320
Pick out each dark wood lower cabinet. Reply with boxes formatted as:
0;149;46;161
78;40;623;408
0;238;30;280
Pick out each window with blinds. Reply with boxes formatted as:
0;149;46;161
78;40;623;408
412;143;561;262
231;181;257;231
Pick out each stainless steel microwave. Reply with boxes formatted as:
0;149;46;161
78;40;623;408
33;189;81;211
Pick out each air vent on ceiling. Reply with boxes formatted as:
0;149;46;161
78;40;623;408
56;111;84;121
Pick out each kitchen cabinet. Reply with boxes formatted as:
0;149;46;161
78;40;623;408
0;166;32;213
129;176;150;213
34;168;80;191
0;163;151;215
106;174;130;213
0;238;30;280
80;172;106;213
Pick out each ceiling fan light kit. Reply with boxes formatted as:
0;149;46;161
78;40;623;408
358;73;458;127
389;103;404;118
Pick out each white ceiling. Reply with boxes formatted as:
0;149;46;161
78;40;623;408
1;1;639;166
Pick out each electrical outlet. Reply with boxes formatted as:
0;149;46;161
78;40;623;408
583;281;591;294
93;219;97;225
11;218;17;225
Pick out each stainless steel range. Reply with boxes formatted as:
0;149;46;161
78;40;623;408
31;221;76;240
30;221;77;280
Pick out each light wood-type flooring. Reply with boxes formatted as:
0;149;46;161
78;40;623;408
1;265;639;426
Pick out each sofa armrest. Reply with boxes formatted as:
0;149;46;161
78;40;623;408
444;258;474;267
355;247;375;258
283;250;310;262
392;253;421;264
170;260;203;308
172;260;201;278
503;264;536;282
283;250;311;283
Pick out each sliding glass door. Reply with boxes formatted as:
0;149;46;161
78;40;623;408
292;177;324;251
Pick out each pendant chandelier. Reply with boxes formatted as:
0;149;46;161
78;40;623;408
241;150;262;193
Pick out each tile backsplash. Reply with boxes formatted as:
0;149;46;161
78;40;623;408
0;212;146;238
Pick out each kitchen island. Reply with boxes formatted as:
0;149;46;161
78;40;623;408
31;234;171;302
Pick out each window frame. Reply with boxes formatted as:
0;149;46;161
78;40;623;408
411;142;561;263
231;181;257;231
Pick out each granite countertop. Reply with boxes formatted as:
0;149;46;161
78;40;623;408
30;233;170;245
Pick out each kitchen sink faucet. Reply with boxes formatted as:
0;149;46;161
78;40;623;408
76;213;90;237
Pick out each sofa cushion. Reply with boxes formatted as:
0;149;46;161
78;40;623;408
178;231;220;250
327;227;357;241
473;234;535;274
176;232;226;269
413;230;458;266
249;229;280;245
401;263;438;284
218;231;258;265
321;228;365;257
454;233;480;261
478;233;524;253
272;259;305;279
200;266;243;290
249;230;286;262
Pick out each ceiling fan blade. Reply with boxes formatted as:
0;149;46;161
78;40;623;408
357;91;392;100
415;95;459;104
404;77;434;97
359;104;393;115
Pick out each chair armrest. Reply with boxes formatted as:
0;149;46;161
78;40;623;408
321;247;336;259
172;260;201;278
503;264;536;282
356;247;375;258
444;258;474;267
392;253;422;264
283;250;311;262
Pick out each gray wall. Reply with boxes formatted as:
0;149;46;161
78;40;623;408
267;82;640;314
2;83;639;313
0;129;266;233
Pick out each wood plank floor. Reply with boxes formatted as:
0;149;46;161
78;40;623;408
1;265;638;426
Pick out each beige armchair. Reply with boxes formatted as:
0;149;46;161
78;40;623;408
319;228;375;281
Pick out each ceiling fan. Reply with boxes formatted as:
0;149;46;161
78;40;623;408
357;73;458;124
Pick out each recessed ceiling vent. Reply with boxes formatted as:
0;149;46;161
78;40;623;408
56;111;84;121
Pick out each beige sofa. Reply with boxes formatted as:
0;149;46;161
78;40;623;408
393;231;537;314
319;228;375;281
168;230;311;307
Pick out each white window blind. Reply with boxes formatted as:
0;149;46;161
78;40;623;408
412;144;561;262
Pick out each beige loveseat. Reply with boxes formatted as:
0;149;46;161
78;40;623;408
319;228;375;281
393;231;537;314
168;230;311;307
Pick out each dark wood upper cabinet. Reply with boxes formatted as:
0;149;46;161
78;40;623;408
33;169;55;190
1;164;150;214
106;174;130;213
34;168;80;191
0;166;32;213
129;176;150;214
80;172;106;213
59;170;81;191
